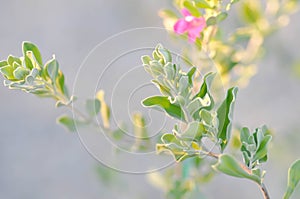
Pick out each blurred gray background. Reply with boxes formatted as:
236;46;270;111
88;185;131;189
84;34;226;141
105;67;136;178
1;0;300;198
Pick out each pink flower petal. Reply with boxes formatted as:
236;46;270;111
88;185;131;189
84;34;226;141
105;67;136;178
188;31;199;42
174;19;189;34
192;17;206;29
173;10;206;42
187;17;206;42
181;8;191;17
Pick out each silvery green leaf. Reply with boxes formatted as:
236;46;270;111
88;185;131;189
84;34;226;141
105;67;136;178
45;57;59;83
22;41;43;66
149;60;164;76
157;133;196;162
246;144;257;153
164;62;175;80
212;154;261;184
151;80;171;96
141;55;152;65
194;72;215;110
25;68;39;84
156;44;172;64
179;76;189;94
254;127;264;147
55;70;68;96
199;109;213;125
217;87;238;152
284;159;300;199
13;67;30;80
174;95;186;106
142;96;186;121
252;135;272;162
180;121;205;141
240;127;250;144
187;94;211;116
242;151;251;167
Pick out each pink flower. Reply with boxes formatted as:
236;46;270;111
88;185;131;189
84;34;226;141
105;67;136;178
173;8;206;42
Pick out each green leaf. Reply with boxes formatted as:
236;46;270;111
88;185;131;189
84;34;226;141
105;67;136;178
149;60;165;76
156;44;172;64
206;16;217;26
0;60;8;68
55;70;67;95
57;115;77;132
158;9;178;19
151;80;172;96
179;76;189;94
161;133;182;145
7;55;22;67
22;41;43;66
194;72;215;100
284;159;300;199
217;87;238;152
13;67;30;80
111;127;126;141
164;62;175;80
212;154;261;184
240;127;250;144
142;96;186;121
181;121;206;141
157;134;196;162
194;0;212;9
29;89;50;96
216;12;228;22
253;135;272;162
23;53;34;70
45;57;59;83
187;67;196;84
187;94;211;116
0;65;15;80
241;2;261;24
85;99;101;117
157;143;194;162
199;109;213;124
183;1;201;17
25;68;39;84
141;55;152;65
190;72;215;118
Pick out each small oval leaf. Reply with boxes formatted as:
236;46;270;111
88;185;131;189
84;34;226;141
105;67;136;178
284;159;300;199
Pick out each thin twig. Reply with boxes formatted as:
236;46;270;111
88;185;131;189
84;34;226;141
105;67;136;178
259;183;271;199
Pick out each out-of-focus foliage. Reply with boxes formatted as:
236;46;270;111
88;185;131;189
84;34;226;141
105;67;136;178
159;0;299;87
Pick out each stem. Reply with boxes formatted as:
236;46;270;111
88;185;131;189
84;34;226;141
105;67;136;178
259;183;270;199
198;148;271;199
